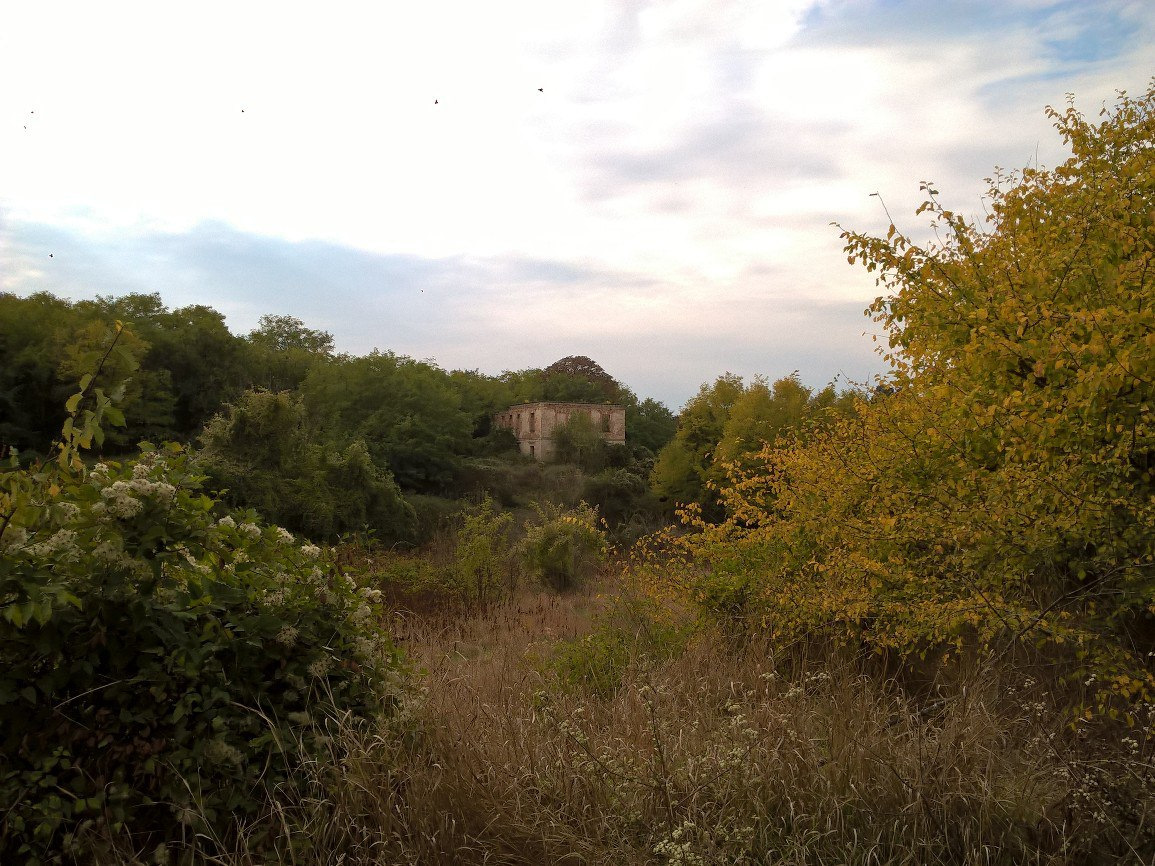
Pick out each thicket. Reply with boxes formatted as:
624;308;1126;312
650;373;857;522
644;85;1155;720
0;331;404;863
0;297;678;540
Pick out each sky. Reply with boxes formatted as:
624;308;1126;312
1;1;1152;411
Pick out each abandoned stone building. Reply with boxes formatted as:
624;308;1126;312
494;402;626;461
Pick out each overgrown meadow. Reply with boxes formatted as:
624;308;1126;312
2;86;1153;864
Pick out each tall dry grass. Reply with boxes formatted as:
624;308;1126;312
109;581;1154;865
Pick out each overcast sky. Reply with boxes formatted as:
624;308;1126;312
1;1;1152;410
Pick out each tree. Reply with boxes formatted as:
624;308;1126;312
197;389;415;542
552;411;609;472
650;373;743;520
1;338;401;862
623;395;677;455
246;314;335;392
657;85;1155;714
0;292;81;453
542;355;622;403
302;352;471;494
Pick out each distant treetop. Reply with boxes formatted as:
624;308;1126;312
542;356;621;403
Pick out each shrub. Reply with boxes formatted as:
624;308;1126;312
521;502;608;591
451;497;518;609
548;595;691;697
0;347;404;863
649;85;1155;718
196;389;416;543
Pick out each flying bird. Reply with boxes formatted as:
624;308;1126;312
434;99;438;104
538;88;543;92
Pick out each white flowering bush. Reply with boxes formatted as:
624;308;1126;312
0;346;403;863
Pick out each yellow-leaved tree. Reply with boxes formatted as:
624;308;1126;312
647;84;1155;719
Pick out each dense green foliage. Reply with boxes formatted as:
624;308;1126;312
196;389;416;543
0;293;680;535
0;339;402;863
651;373;853;521
521;501;608;591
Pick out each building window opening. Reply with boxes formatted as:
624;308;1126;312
530;411;536;433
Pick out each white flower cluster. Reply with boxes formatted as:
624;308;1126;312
239;522;261;540
300;544;322;559
174;544;211;576
92;475;176;519
217;515;237;529
97;481;145;519
274;526;294;544
275;625;299;647
22;528;80;560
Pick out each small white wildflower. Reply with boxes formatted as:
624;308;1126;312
275;625;299;647
217;515;236;529
239;522;261;540
300;544;321;559
274;526;293;544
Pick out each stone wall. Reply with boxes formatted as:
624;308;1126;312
493;402;626;460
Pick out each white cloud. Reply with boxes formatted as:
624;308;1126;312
1;0;1153;409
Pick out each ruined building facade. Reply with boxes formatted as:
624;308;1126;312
494;402;626;461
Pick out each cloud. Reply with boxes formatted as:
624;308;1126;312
2;0;1153;412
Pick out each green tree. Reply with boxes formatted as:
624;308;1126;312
0;292;81;454
552;411;609;472
650;373;743;520
623;394;677;455
246;314;335;392
541;355;622;403
302;352;471;493
197;389;415;542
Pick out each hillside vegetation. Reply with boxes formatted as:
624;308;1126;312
1;85;1153;864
